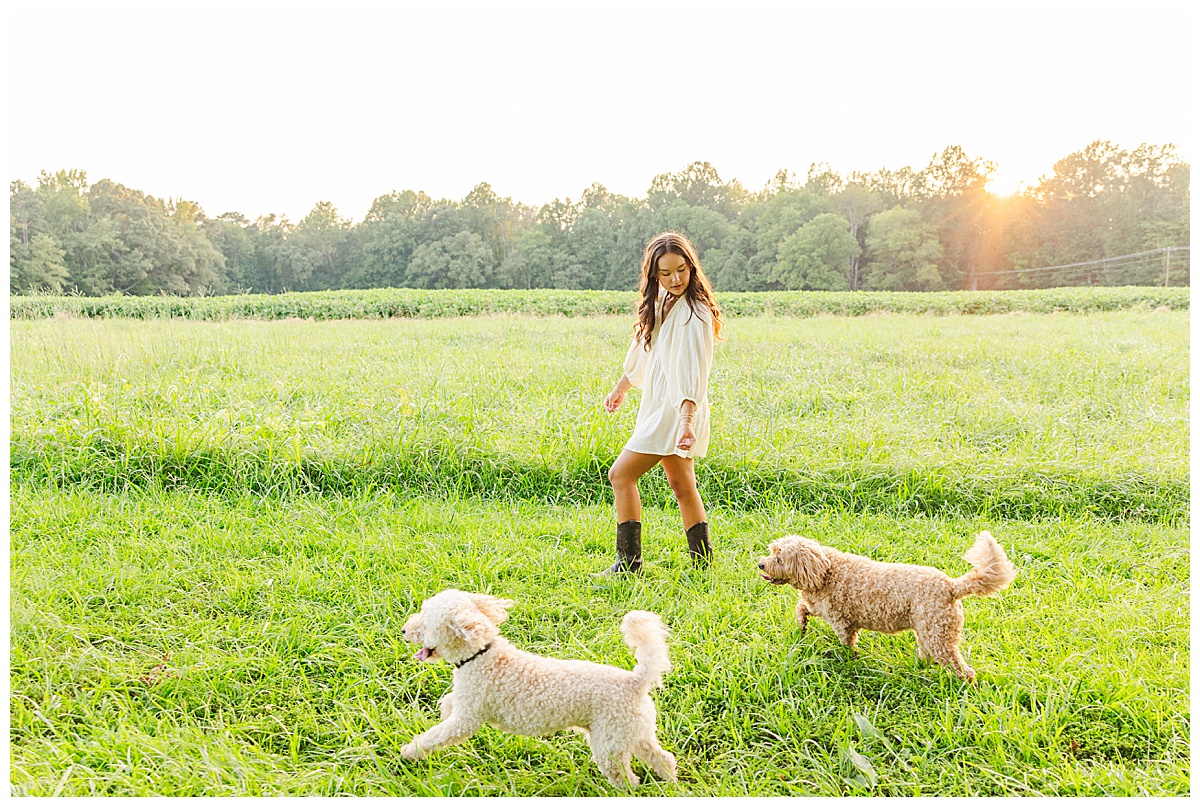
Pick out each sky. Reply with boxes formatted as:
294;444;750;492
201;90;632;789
7;1;1193;223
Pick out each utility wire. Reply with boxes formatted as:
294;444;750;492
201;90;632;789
973;246;1189;277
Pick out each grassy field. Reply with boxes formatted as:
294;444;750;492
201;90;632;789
8;299;1190;795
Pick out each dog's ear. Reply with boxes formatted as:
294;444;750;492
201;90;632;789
778;537;831;591
449;610;493;649
468;594;515;625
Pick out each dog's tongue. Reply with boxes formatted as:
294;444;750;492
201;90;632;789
415;647;431;661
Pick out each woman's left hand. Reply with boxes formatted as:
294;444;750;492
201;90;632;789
676;420;696;451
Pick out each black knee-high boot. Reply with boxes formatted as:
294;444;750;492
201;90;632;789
686;521;712;566
600;520;642;575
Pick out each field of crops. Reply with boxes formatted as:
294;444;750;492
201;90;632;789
9;284;1189;321
9;290;1190;796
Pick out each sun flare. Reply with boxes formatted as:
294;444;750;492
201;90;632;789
986;169;1026;197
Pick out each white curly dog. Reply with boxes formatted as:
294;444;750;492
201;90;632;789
400;589;677;788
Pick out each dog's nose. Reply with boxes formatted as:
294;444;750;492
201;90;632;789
757;561;765;569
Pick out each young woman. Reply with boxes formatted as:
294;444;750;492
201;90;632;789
601;232;724;574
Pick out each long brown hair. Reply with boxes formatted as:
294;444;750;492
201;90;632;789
634;231;724;349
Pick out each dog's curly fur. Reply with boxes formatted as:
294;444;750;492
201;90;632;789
400;589;677;788
758;531;1016;681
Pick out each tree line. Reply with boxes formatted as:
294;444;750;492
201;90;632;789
9;142;1190;296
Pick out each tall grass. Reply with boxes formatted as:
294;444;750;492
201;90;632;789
10;311;1189;521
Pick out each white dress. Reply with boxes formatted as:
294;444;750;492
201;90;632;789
621;290;714;459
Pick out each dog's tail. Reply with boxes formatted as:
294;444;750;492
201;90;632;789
950;531;1017;600
621;610;670;695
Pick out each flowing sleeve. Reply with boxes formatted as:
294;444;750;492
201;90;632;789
667;303;714;411
622;335;650;389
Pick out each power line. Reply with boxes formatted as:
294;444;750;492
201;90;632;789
973;246;1189;277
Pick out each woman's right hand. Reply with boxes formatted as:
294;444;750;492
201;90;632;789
604;387;626;412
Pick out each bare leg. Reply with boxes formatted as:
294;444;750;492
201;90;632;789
660;454;707;529
608;450;663;523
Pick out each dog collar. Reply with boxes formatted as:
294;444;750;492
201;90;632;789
454;642;493;669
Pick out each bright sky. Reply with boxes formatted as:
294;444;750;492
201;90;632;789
8;1;1192;223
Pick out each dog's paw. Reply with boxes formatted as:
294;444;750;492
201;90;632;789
401;742;424;761
606;773;640;789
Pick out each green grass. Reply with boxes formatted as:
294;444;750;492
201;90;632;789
9;300;1190;795
9;489;1189;796
10;311;1188;520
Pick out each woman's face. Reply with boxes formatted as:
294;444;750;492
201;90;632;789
656;252;691;297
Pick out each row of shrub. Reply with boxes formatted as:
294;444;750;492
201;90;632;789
12;433;1186;524
10;286;1189;321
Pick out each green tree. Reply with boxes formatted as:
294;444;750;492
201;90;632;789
10;180;41;251
9;180;68;292
31;170;122;293
914;146;997;290
805;162;845;197
571;206;620;289
661;203;733;260
347;190;435;288
460;182;535;271
203;213;255;292
167;197;228;293
36;170;91;237
772;212;857;290
241;215;295;293
405;230;493;288
291;201;350;290
746;187;831;288
831;183;883;289
613;205;667;289
83;180;224;295
498;225;555;289
10;147;1188;296
861;206;944;291
850;165;922;209
709;249;750;291
1015;141;1191;286
647;161;738;220
10;233;70;292
704;229;757;291
576;183;648;289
